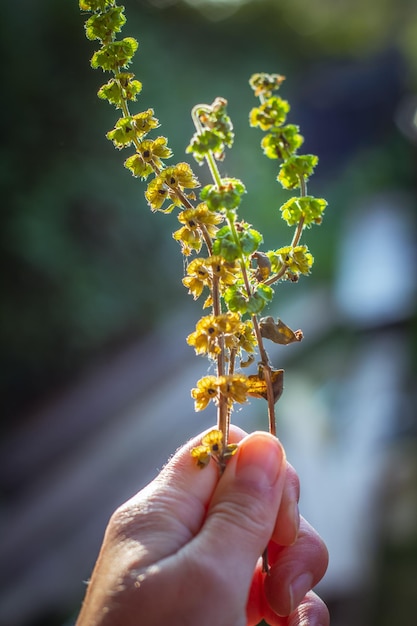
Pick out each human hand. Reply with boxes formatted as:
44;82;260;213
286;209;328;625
76;426;329;626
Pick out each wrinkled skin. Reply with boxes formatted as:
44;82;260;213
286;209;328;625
76;426;329;626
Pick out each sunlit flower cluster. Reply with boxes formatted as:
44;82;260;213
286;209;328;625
249;97;290;132
182;255;239;303
191;374;249;411
81;0;327;473
145;163;200;212
267;245;314;277
98;72;142;108
187;311;248;357
173;203;223;256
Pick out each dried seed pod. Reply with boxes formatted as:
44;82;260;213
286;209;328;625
260;316;303;345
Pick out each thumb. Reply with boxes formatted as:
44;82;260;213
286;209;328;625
195;432;286;588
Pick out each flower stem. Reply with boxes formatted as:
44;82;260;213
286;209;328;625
191;104;223;188
263;173;307;286
252;315;276;436
191;105;229;447
226;213;277;435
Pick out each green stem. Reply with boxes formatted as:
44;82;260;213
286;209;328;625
264;173;307;286
191;105;223;188
291;215;305;248
205;150;223;189
226;214;252;295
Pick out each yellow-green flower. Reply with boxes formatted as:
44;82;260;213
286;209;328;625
218;374;249;405
201;429;224;455
173;203;223;256
106;116;137;148
187;315;223;356
190;429;238;468
236;319;257;354
191;373;249;411
182;255;239;299
132;109;160;137
137;137;172;169
173;226;202;256
145;163;199;212
190;444;211;468
145;177;169;212
124;154;153;180
249;97;290;131
191;376;219;411
182;257;210;299
163;162;199;191
207;255;239;289
183;203;223;236
187;312;245;357
269;245;314;276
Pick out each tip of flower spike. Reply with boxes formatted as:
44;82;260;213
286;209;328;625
249;73;286;98
80;0;116;12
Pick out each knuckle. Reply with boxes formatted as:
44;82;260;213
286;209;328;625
211;486;274;543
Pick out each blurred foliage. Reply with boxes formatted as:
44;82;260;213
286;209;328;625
1;0;416;423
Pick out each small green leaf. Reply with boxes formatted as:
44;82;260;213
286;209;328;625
200;178;246;212
266;251;284;275
239;227;263;256
256;283;273;303
245;292;267;314
212;222;260;262
245;284;274;315
224;282;272;316
118;74;142;101
212;226;240;262
224;286;248;313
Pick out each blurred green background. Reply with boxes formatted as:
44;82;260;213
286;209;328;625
1;1;417;625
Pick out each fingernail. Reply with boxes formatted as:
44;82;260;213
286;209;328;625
289;572;314;613
286;500;300;544
236;434;284;489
